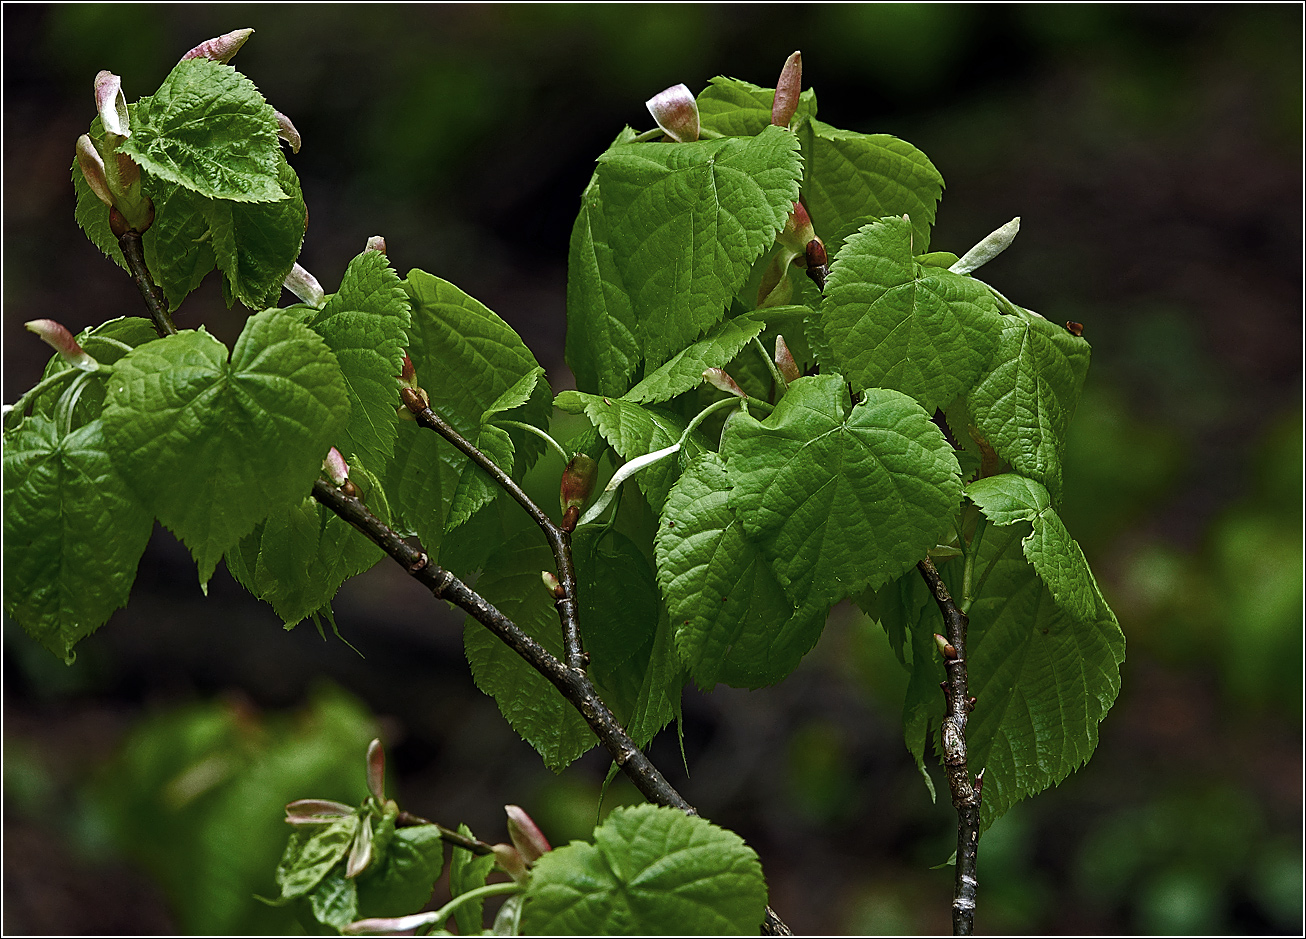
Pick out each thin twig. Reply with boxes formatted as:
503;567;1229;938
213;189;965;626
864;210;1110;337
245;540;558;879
918;557;982;936
117;230;177;337
402;396;584;672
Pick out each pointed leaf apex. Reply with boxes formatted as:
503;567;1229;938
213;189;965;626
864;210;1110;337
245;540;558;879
645;83;700;142
366;738;385;801
181;28;254;64
283;262;325;308
26;319;98;371
94;71;130;137
771;51;802;127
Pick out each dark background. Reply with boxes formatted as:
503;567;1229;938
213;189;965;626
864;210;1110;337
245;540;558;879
4;4;1302;935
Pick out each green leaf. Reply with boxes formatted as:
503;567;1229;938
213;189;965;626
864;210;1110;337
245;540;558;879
721;375;962;607
102;310;349;586
142;180;218;310
566;154;642;397
797;118;943;256
447;422;515;530
122;58;286;203
594;125;803;366
573;529;660;674
522;804;767;935
275;816;359;900
656;453;828;689
356;824;446;918
450;826;496;936
381;421;455;560
553;392;707;510
204;150;308;309
225;466;388;629
696;76;818;137
966;308;1091;502
464;533;597;771
962;530;1124;829
624;316;766;405
308;251;411;468
2;417;153;662
821;215;1003;410
967;473;1112;635
306;865;359;930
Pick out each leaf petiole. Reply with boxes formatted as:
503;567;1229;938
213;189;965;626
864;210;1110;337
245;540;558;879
495;420;569;464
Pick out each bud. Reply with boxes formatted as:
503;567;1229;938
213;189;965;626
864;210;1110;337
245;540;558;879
323;448;350;487
771;51;802;128
645;83;700;143
934;633;958;660
703;367;746;398
776;202;816;254
541;571;564;599
26;320;98;371
346;814;374;878
398;355;418;388
94;71;130;137
505;805;551;864
949;217;1020;276
343;911;441;935
492;843;529;884
559;453;598;513
283;262;326;308
284;798;355;824
274;109;301;153
366;738;385;801
181;28;254;64
1065;321;1084;337
76;135;114;208
364;235;387;256
400;385;430;413
804;237;828;270
774;335;800;384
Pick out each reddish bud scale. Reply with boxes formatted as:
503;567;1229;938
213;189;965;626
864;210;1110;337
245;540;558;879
771;51;802;128
1065;321;1084;337
561;505;581;533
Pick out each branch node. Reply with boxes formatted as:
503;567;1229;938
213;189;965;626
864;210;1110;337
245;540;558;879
407;553;429;574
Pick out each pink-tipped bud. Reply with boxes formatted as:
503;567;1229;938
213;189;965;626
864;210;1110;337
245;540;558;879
274;110;301;153
342;911;441;935
771;51;802;128
399;355;418;389
76;135;114;208
541;571;564;599
703;367;747;398
492;843;529;884
181;28;254;65
323;448;350;487
777;202;817;254
346;814;374;878
365;738;385;801
559;453;598;514
645;83;700;143
26;319;98;371
283;262;325;308
364;235;387;256
505;804;551;865
284;799;356;824
774;335;800;384
94;71;130;137
934;633;958;660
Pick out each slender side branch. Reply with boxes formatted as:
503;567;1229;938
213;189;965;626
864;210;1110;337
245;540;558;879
396;811;493;855
312;478;684;809
117;230;177;337
400;394;585;672
918;558;982;936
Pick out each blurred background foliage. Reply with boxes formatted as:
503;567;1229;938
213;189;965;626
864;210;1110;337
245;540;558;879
3;4;1301;935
